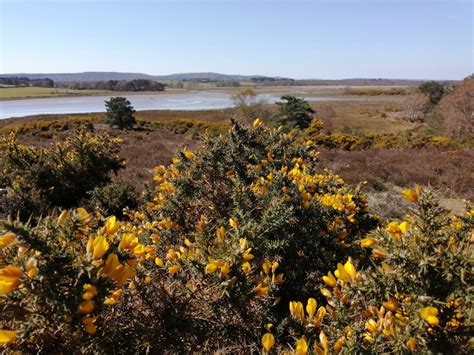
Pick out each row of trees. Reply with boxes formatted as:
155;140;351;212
63;79;165;92
0;76;54;87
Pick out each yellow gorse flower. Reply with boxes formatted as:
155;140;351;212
360;237;377;248
382;298;399;312
220;262;230;277
215;226;226;243
253;118;262;128
420;306;439;326
154;257;164;267
406;338;417;350
82;284;98;300
25;257;38;278
242;248;254;261
168;264;181;275
119;233;139;252
402;187;418;202
239;238;248;251
82;316;97;334
295;336;308;355
0;232;16;249
306;298;317;319
334;336;346;353
320;287;332;298
334;260;358;283
241;261;251;274
78;300;95;314
262;260;272;274
0;265;22;295
289;301;305;322
314;331;329;355
103;253;136;285
261;332;275;352
87;235;109;259
205;259;223;274
322;271;337;287
103;216;120;235
57;210;69;225
104;289;122;306
0;330;17;345
229;217;239;229
182;147;195;160
255;283;269;296
76;207;92;225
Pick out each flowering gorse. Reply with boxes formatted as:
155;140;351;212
0;120;471;353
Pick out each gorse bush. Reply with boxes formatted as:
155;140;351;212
87;181;139;219
0;120;471;353
275;187;473;354
0;130;124;218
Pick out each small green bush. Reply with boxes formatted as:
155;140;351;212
87;181;139;218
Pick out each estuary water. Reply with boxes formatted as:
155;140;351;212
0;91;276;119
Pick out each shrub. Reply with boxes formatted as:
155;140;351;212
276;95;315;129
0;130;124;218
344;87;408;96
0;119;376;352
418;81;445;105
87;181;139;219
0;120;470;353
275;187;472;354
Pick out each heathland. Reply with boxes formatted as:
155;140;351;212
2;84;472;207
0;78;472;353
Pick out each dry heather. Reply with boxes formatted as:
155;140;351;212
319;148;474;201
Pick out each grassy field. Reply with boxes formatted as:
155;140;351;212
0;86;112;100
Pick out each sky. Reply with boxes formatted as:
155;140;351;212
0;0;472;79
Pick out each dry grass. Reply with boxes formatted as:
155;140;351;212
0;87;111;100
312;100;420;134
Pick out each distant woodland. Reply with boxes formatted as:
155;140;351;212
0;77;165;92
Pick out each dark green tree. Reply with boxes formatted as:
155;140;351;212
276;95;315;129
418;81;445;105
105;97;136;129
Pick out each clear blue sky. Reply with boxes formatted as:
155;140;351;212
0;0;472;79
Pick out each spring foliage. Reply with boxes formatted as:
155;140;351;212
0;120;472;353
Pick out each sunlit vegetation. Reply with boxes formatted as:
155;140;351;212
343;87;410;96
0;119;471;353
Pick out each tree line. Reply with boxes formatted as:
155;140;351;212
0;76;54;87
0;76;165;92
59;79;165;92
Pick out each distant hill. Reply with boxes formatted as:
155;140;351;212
0;72;156;82
294;78;426;86
0;72;454;86
0;72;277;83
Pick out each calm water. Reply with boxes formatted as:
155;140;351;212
0;91;353;119
0;92;274;119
